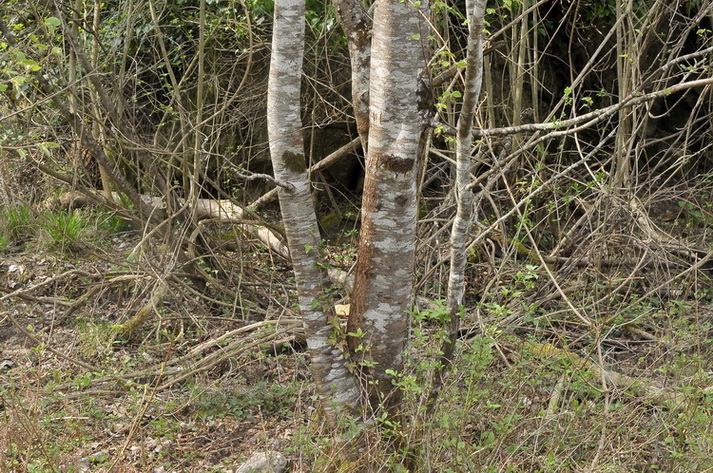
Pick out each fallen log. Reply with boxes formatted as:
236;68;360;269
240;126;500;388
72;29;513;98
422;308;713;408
49;191;291;259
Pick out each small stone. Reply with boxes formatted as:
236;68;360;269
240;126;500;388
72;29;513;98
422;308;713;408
236;450;288;473
159;439;174;452
76;457;91;469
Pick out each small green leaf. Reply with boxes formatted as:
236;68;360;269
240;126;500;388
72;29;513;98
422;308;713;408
21;59;40;72
44;17;61;28
348;328;365;338
37;142;60;156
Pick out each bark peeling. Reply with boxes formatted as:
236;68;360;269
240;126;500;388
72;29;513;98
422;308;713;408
381;154;415;173
282;150;307;173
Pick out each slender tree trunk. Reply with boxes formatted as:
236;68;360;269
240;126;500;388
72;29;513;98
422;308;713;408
88;2;115;200
347;0;431;415
68;0;81;116
510;0;528;129
189;0;207;223
333;0;372;150
612;0;636;188
267;0;362;417
429;0;487;408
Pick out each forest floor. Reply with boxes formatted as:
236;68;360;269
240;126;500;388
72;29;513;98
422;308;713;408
0;231;314;472
0;199;712;472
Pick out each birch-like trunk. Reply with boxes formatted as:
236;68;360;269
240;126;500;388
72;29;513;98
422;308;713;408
347;0;430;413
430;0;487;407
267;0;361;416
333;0;372;150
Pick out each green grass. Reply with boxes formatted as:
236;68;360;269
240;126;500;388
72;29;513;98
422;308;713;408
96;211;133;234
0;203;36;251
40;210;91;253
0;199;135;254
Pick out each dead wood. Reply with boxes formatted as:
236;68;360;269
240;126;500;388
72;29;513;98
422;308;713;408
50;190;291;259
248;137;361;211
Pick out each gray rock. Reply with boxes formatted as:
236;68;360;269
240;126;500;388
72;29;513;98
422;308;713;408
75;457;90;472
235;450;288;473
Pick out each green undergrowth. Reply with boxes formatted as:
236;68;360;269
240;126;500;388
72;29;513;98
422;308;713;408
295;293;712;472
0;202;132;254
1;290;711;472
411;335;712;472
0;339;308;471
0;203;36;252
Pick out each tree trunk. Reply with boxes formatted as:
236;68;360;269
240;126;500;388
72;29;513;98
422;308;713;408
430;0;487;408
267;0;362;417
347;0;431;415
88;2;116;200
611;0;636;188
333;0;372;150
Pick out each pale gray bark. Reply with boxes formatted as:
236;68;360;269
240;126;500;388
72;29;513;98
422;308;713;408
430;0;487;407
348;0;430;412
333;0;372;150
449;0;486;314
267;0;361;415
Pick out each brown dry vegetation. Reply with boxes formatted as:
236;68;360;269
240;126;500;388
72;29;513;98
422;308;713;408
0;163;711;471
1;0;712;471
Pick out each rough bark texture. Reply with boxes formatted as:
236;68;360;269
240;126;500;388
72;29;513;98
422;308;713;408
333;0;372;150
347;0;430;413
267;0;361;415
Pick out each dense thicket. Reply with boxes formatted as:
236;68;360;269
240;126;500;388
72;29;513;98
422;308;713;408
0;0;711;471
